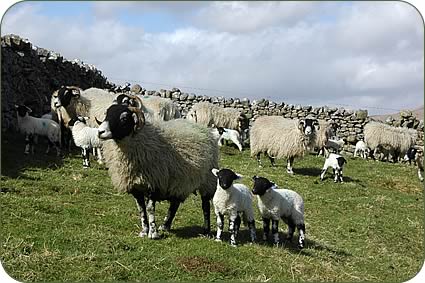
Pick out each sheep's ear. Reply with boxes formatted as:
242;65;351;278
211;168;219;177
235;173;243;180
26;106;33;113
313;120;320;130
252;175;257;181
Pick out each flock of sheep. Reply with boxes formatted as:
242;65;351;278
13;85;423;248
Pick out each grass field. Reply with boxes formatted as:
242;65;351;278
1;133;423;282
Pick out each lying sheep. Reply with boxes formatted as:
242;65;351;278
69;117;104;168
187;102;249;134
15;105;61;156
364;121;417;162
250;116;319;174
320;153;347;183
252;176;306;249
354;140;369;159
212;127;243;152
97;104;218;239
211;168;256;246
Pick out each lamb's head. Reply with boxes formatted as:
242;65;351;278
252;175;276;196
211;168;242;190
68;116;87;128
14;105;32;118
51;86;81;109
298;117;319;137
97;104;145;140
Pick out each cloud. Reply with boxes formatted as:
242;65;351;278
1;1;423;115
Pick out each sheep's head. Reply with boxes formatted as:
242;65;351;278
14;105;32;117
51;86;81;109
252;175;276;196
97;104;145;140
238;113;249;131
298;117;319;137
211;168;242;190
114;94;143;109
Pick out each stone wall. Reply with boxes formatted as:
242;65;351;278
2;34;422;154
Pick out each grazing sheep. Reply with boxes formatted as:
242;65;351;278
187;102;249;133
354;140;370;159
364;121;417;162
250;116;319;174
211;168;256;246
69;116;104;168
15;105;61;156
320;153;347;183
415;150;424;182
212;127;243;152
97;104;218;239
252;176;306;249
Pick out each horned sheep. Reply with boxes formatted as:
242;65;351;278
250;116;319;174
211;168;256;246
252;176;306;249
97;104;219;239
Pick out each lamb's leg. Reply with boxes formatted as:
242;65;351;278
234;214;241;240
286;218;295;241
248;219;256;243
268;154;276;167
160;200;181;231
271;219;280;245
339;168;344;183
286;157;294;174
215;213;224;242
81;148;90;168
229;214;238;247
262;218;270;241
201;195;211;236
320;166;327;181
96;148;104;165
24;134;32;155
418;168;424;182
131;191;149;237
46;138;52;154
297;223;306;249
256;152;263;168
333;168;338;183
146;198;160;239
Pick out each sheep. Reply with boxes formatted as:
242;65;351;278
212;126;243;151
252;176;306;249
415;150;424;182
354;140;370;159
211;168;256;246
314;120;337;157
250;116;319;174
325;138;345;154
69;116;104;168
97;104;218;239
320;153;347;183
136;95;181;121
364;121;417;163
186;102;249;134
14;105;61;156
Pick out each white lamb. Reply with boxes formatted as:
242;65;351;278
15;105;61;156
354;140;369;159
325;138;345;154
212;168;256;246
320;153;347;183
212;126;243;152
252;176;306;249
69;116;104;168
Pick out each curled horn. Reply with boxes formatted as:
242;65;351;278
129;94;143;109
128;107;145;131
95;117;103;126
298;119;305;130
67;86;81;98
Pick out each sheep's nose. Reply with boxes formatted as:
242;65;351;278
98;130;105;137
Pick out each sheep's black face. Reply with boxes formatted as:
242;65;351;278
15;105;31;117
217;127;226;135
115;94;132;106
336;156;347;168
98;105;137;140
252;176;274;196
299;118;319;136
212;168;241;190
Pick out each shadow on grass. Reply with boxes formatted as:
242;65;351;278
293;167;322;177
1;132;65;178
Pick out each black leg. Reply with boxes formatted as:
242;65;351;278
271;220;279;245
130;190;149;237
161;200;181;231
201;195;211;235
262;218;270;241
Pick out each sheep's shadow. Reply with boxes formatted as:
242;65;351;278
317;175;364;186
293;167;322;177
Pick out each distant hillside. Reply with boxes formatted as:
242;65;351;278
371;106;424;121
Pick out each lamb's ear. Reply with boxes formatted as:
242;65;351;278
270;182;278;190
235;173;243;180
252;175;258;181
211;168;219;177
313;120;320;130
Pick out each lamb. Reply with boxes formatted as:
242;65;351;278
252;176;306;249
97;104;218;239
354;140;370;159
325;138;345;154
187;102;249;134
69;116;104;168
364;121;417;163
212;127;243;152
415;150;424;182
403;146;418;165
211;168;256;246
14;105;61;156
320;153;347;183
250;116;319;174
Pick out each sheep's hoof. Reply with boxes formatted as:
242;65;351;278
138;230;149;238
148;230;160;239
215;238;222;242
159;224;171;232
287;170;294;174
24;151;29;155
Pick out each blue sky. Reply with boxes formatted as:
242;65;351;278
1;1;424;115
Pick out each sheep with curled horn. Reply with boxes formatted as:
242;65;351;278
250;115;319;174
97;104;218;239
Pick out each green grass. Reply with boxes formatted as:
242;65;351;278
1;134;423;282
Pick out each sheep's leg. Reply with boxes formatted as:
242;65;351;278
286;157;294;174
297;223;306;249
271;219;280;245
160;200;181;231
320;166;327;181
146;198;160;239
256;153;263;167
229;214;238;247
81;148;90;168
418;168;424;182
262;218;270;241
286;218;295;241
201;195;211;236
339;168;344;183
24;134;33;155
333;168;339;183
234;214;241;240
46;138;52;154
215;213;225;242
54;141;61;156
236;140;243;152
131;191;149;237
96;148;104;165
268;154;276;167
248;219;256;243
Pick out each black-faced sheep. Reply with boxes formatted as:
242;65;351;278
320;153;347;183
15;105;61;156
250;116;319;174
211;168;256;246
97;104;218;239
252;176;306;249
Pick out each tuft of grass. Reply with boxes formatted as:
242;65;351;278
1;134;423;282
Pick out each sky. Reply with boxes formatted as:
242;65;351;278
1;1;424;115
